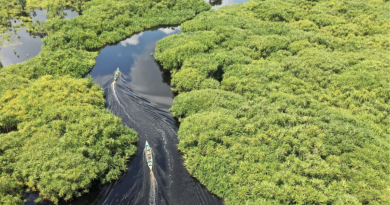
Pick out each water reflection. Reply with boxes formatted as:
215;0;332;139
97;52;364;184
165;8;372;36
120;33;144;47
159;27;181;35
89;27;181;111
0;8;79;66
0;0;248;67
207;0;248;9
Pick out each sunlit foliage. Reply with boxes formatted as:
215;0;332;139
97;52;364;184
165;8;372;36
26;0;82;9
42;0;210;50
0;0;23;36
0;76;138;204
1;0;210;82
155;0;390;204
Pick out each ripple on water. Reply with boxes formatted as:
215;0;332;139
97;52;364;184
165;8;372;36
93;76;223;205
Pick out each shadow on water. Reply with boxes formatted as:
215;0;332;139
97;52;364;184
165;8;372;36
0;7;79;66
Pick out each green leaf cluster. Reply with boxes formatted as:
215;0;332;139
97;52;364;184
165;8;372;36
155;0;390;204
0;0;24;36
0;75;138;204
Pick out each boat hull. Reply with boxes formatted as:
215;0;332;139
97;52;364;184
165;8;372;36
145;141;153;171
114;68;120;81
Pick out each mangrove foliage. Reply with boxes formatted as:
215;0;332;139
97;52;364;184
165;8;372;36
155;0;390;204
0;76;138;204
0;0;210;95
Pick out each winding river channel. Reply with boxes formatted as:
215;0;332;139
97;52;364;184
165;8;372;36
1;1;247;204
75;26;221;205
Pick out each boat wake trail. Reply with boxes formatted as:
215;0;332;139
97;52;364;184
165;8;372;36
150;171;157;205
76;76;223;205
111;82;136;124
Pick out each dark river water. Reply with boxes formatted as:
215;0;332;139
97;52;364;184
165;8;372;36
74;26;223;205
1;1;248;204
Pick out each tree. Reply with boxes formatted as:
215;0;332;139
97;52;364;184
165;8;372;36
17;0;26;10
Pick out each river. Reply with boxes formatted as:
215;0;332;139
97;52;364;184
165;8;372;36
76;25;222;205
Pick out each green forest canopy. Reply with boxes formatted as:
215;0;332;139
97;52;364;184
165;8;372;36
0;0;211;204
0;76;138;204
155;0;390;204
0;0;210;89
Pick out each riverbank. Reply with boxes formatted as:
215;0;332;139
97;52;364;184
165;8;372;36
155;0;389;204
0;0;211;204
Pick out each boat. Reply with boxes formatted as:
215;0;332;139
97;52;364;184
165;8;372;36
145;141;153;170
114;67;120;81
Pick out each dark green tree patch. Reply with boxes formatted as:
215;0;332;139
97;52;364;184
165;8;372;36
0;76;138;204
156;0;389;204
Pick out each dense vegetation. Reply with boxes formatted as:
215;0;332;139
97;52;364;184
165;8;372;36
0;0;210;95
0;0;211;203
155;0;390;204
0;76;138;204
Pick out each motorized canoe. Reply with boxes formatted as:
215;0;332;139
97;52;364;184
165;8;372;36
114;67;120;81
145;141;153;171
